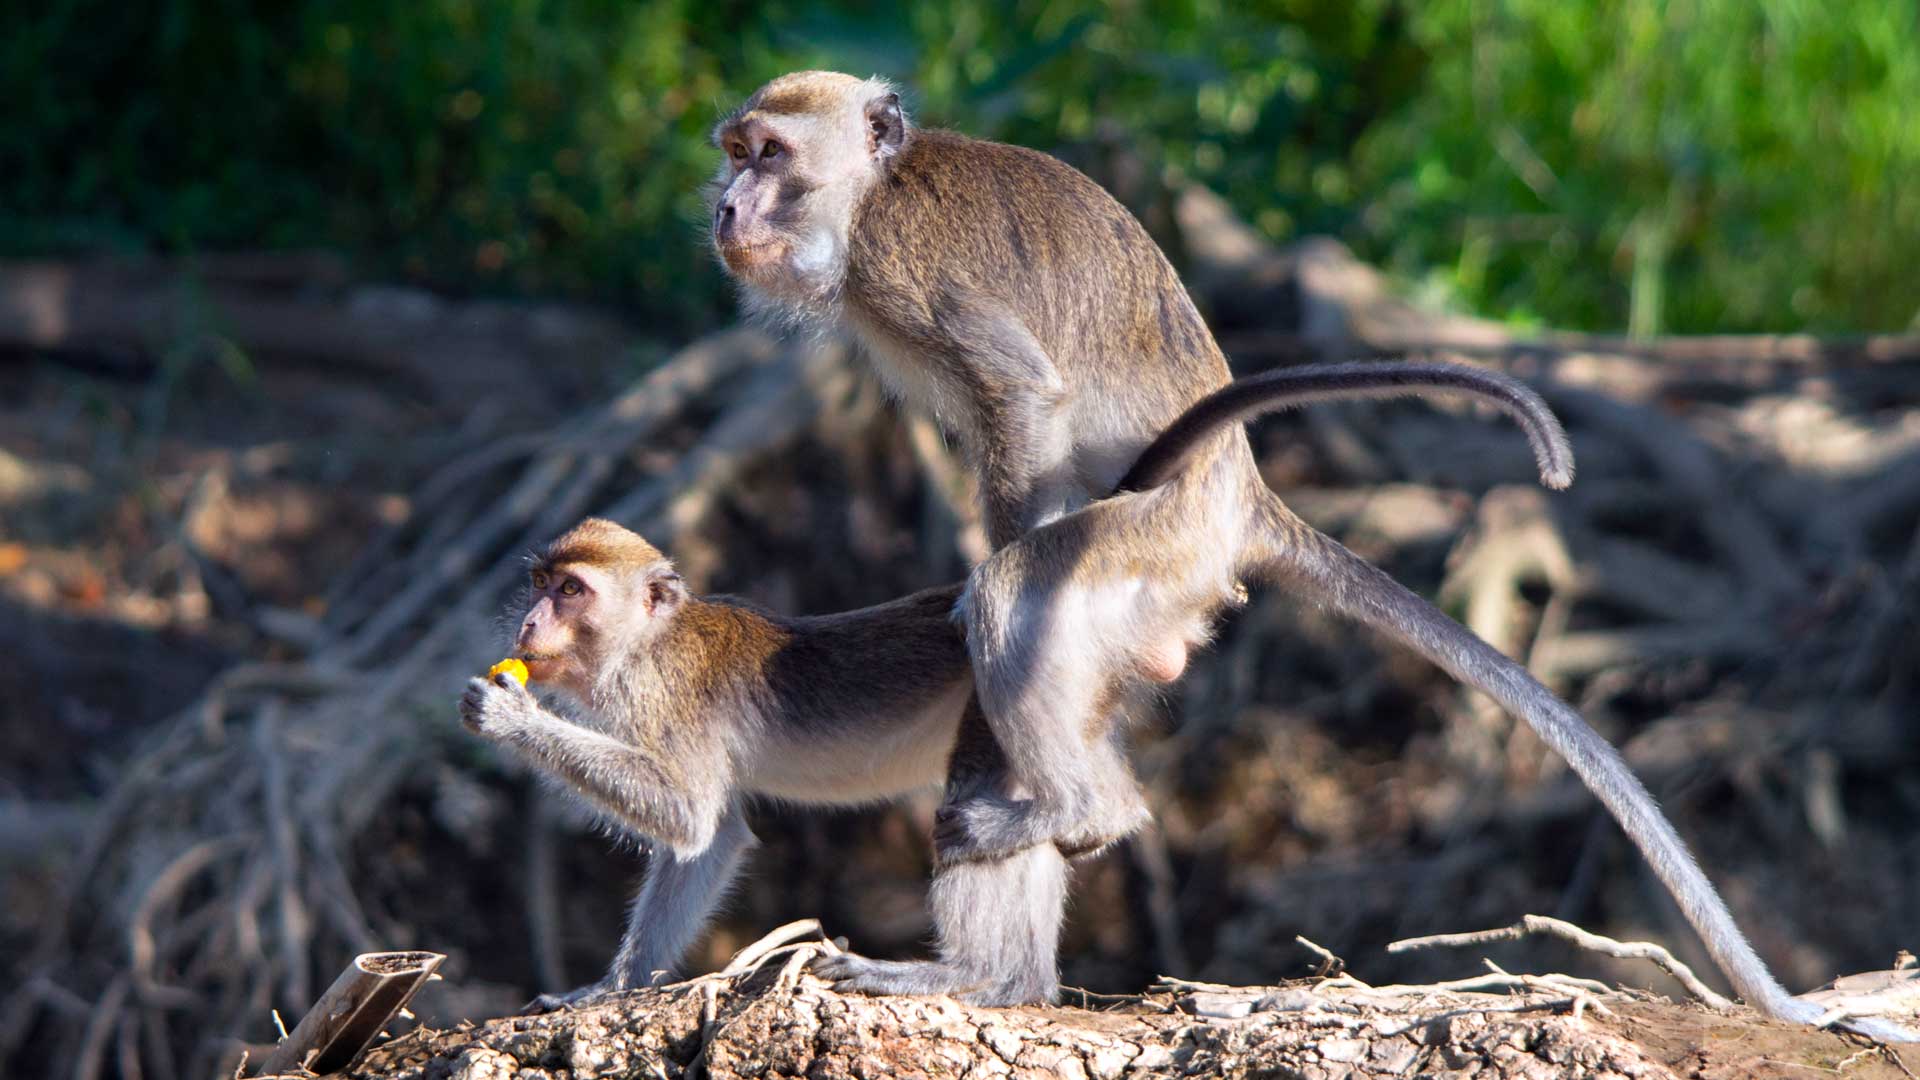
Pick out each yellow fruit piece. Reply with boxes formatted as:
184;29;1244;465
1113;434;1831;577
488;658;530;685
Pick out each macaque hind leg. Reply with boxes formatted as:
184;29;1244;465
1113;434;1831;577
816;701;1068;1005
943;508;1188;862
1052;728;1152;859
814;843;1067;1005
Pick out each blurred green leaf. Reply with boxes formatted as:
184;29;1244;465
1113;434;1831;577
3;0;1915;333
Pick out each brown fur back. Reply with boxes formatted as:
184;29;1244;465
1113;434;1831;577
849;130;1230;431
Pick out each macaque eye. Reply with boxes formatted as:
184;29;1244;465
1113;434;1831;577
760;140;783;161
531;571;550;590
560;579;583;597
729;141;748;163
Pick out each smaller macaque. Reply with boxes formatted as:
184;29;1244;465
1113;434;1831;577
460;518;973;1007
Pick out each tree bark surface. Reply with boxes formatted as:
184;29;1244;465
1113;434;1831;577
341;976;1911;1080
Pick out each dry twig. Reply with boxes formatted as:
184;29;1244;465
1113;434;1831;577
1389;913;1733;1008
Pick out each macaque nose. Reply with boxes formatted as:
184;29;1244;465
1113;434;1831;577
715;203;737;235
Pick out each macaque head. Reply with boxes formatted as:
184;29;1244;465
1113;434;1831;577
516;518;687;689
710;70;906;308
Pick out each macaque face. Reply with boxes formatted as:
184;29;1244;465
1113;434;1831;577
516;563;608;685
515;555;686;690
709;73;904;305
710;118;809;280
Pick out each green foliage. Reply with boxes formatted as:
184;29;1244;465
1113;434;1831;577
1352;0;1920;332
4;0;1915;333
1;0;813;332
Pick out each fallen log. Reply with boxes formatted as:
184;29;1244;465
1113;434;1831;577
335;974;1916;1080
0;259;631;406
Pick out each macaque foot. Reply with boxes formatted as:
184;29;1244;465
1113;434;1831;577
934;786;1150;864
1051;799;1153;861
931;792;1059;864
811;952;1054;1006
521;979;614;1015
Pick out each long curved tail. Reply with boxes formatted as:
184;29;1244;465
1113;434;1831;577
1118;361;1574;494
1110;361;1917;1035
1245;497;1814;1022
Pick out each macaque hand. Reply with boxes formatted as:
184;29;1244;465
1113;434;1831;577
460;673;536;737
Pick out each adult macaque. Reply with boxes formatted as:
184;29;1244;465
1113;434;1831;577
710;69;1835;1026
463;362;1575;1007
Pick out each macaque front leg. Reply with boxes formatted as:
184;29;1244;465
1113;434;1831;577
460;676;726;855
526;807;759;1013
939;298;1078;548
609;807;758;989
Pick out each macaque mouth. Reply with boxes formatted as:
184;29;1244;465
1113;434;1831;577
519;651;560;664
717;238;789;267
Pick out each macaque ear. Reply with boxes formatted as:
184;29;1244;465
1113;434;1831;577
866;92;905;157
643;567;687;618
